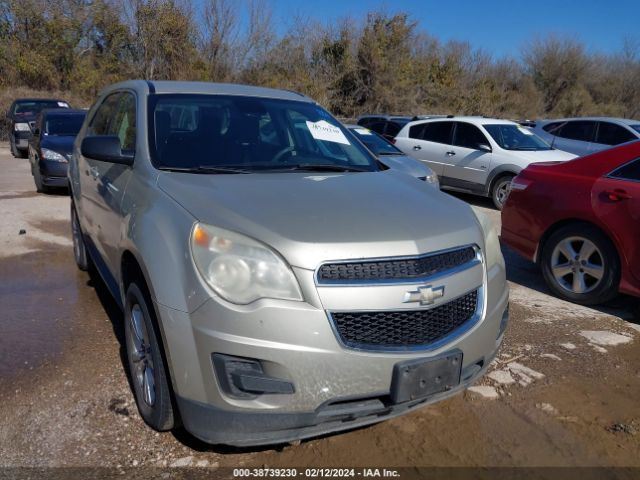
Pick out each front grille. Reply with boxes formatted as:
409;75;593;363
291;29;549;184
317;246;476;283
331;290;478;350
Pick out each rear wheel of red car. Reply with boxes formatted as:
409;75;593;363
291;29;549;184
541;224;620;305
491;174;514;210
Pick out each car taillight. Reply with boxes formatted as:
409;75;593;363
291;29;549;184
510;177;532;191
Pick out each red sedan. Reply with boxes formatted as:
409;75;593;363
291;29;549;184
501;141;640;305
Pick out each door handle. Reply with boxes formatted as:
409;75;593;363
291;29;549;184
604;189;632;201
446;150;456;156
413;145;422;151
88;166;99;179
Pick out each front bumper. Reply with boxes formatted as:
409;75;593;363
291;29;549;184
12;131;31;151
39;160;69;187
155;257;508;445
176;343;499;446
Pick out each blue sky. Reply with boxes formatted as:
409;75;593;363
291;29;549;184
262;0;639;58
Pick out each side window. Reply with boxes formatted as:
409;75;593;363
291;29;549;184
596;122;636;146
422;121;454;144
87;93;122;136
409;124;425;139
542;122;562;134
557;121;596;142
108;93;137;152
453;122;489;150
610;159;640;181
384;121;401;137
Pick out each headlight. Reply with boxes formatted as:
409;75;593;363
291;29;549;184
472;208;504;269
41;148;68;162
14;122;30;131
191;223;303;304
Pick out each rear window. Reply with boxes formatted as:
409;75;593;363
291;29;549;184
150;94;377;171
422;121;453;144
596;122;636;146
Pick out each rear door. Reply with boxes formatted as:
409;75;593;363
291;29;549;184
591;122;637;153
395;121;453;176
592;158;640;283
550;120;596;156
442;121;492;188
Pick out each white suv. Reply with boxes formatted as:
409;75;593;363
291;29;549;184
394;117;577;209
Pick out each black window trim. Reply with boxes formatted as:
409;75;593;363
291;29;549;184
87;88;138;161
606;156;640;184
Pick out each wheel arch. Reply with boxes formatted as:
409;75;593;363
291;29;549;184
535;218;620;268
485;165;521;195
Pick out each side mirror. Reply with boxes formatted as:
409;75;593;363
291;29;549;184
477;143;492;153
81;136;134;165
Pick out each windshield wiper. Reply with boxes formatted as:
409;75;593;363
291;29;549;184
283;163;372;173
158;165;253;174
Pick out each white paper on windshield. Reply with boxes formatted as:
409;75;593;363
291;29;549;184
518;126;534;135
57;102;69;108
306;120;350;145
354;128;372;135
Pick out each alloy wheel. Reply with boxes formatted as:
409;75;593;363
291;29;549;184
550;236;604;294
128;304;156;407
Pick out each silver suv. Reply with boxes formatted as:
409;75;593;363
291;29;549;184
69;81;509;446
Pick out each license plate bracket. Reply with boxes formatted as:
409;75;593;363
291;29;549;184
390;350;462;403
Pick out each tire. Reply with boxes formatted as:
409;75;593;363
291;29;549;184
33;168;48;193
491;174;515;210
71;202;90;271
10;137;19;158
540;223;620;306
124;281;175;431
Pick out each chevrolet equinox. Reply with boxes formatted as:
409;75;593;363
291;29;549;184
68;81;509;446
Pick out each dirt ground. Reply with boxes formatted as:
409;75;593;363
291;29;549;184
1;144;640;473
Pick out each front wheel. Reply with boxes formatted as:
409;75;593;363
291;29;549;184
124;282;175;431
491;174;514;210
71;203;90;271
540;224;620;305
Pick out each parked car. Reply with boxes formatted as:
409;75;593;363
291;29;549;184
347;125;439;188
501;141;640;305
69;80;508;446
356;115;414;141
28;109;86;193
394;117;577;209
531;117;640;157
6;98;70;158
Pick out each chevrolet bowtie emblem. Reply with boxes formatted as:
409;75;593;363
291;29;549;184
403;285;445;306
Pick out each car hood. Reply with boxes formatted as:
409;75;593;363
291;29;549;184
158;169;483;270
509;149;577;163
40;135;75;155
378;154;432;178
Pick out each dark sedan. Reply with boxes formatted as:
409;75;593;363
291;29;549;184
28;109;85;193
7;98;71;158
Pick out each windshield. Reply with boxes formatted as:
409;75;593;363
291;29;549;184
350;127;402;155
484;124;552;151
14;100;69;115
150;94;377;172
45;114;85;136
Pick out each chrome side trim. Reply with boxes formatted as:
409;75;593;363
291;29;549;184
314;244;482;287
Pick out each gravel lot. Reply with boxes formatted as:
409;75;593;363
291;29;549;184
1;143;639;471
